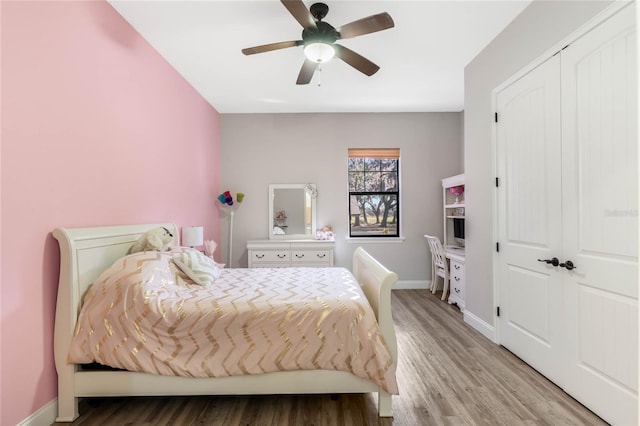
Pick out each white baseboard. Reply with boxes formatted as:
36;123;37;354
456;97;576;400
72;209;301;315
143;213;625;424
393;279;429;290
18;398;57;426
463;309;496;343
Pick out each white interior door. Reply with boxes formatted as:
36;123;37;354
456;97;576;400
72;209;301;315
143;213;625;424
496;54;564;385
560;5;638;424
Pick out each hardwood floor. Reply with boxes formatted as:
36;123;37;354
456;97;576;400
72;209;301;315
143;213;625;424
53;290;606;425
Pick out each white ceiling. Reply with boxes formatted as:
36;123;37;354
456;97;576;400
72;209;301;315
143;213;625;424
109;1;532;113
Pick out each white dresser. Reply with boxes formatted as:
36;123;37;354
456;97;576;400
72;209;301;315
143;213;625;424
246;240;335;268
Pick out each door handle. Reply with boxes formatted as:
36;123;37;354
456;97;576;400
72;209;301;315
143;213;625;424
559;260;576;270
537;257;559;267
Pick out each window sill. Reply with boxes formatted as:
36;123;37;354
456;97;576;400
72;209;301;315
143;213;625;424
345;236;406;243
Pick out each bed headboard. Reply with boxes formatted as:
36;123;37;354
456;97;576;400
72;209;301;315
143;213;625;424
51;223;178;375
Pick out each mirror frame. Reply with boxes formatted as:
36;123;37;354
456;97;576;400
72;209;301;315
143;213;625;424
268;183;317;240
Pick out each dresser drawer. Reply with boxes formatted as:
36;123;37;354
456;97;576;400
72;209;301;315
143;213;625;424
451;261;464;281
291;249;332;264
249;250;289;263
450;276;465;299
449;260;465;300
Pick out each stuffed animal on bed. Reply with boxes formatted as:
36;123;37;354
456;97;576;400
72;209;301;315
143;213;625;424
127;227;174;254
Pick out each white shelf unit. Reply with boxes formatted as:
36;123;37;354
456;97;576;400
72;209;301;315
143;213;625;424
441;174;465;310
441;174;465;249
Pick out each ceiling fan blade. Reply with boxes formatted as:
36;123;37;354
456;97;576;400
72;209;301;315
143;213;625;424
333;44;380;76
242;40;302;56
281;0;317;30
336;12;394;39
296;59;317;85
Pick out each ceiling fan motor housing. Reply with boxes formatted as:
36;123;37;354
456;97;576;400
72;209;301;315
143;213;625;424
302;21;339;45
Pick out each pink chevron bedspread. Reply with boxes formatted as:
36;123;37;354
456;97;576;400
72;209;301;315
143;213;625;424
69;250;398;394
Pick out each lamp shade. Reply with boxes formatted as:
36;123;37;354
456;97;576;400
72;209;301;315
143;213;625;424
304;42;335;63
182;226;204;248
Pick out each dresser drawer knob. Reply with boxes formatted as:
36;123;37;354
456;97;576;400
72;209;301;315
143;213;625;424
255;254;265;259
455;276;460;281
317;254;326;258
277;254;287;259
295;254;304;258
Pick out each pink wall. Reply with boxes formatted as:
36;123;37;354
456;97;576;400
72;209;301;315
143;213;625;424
1;1;221;424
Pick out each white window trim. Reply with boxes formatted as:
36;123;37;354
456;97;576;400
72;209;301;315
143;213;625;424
345;236;405;243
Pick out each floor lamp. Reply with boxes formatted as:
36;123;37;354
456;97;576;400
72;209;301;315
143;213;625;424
217;191;244;267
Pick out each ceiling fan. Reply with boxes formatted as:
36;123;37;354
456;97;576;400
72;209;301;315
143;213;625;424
241;0;395;85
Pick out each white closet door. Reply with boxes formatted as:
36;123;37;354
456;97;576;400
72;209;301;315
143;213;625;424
561;4;638;424
496;54;564;385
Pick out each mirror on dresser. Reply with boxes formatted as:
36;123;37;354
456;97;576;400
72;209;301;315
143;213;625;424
268;183;317;239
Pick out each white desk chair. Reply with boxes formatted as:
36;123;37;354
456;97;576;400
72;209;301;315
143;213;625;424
424;235;450;301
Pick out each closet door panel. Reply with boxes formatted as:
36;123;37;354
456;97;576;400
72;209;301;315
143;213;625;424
569;16;638;258
561;4;637;424
496;54;564;385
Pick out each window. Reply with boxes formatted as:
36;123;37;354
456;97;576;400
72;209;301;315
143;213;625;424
348;148;400;237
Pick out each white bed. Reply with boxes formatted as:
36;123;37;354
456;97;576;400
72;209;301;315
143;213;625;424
52;223;398;422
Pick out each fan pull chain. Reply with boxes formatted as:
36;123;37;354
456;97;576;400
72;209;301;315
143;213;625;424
317;65;323;87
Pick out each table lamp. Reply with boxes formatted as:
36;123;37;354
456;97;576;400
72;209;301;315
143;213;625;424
182;226;204;248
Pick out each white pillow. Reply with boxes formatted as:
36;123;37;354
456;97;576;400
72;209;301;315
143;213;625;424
172;250;221;285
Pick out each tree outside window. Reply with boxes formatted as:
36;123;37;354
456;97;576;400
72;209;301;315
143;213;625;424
348;148;400;237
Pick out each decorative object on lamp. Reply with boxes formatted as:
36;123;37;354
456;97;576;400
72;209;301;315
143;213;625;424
217;190;245;267
182;226;204;248
450;185;464;204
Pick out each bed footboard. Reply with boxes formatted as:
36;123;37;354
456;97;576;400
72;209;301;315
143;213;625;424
352;247;398;416
352;247;398;362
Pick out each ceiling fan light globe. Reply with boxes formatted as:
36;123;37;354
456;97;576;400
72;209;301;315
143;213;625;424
304;42;335;63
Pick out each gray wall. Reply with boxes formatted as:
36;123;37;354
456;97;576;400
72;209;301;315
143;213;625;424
220;112;463;285
464;1;614;325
